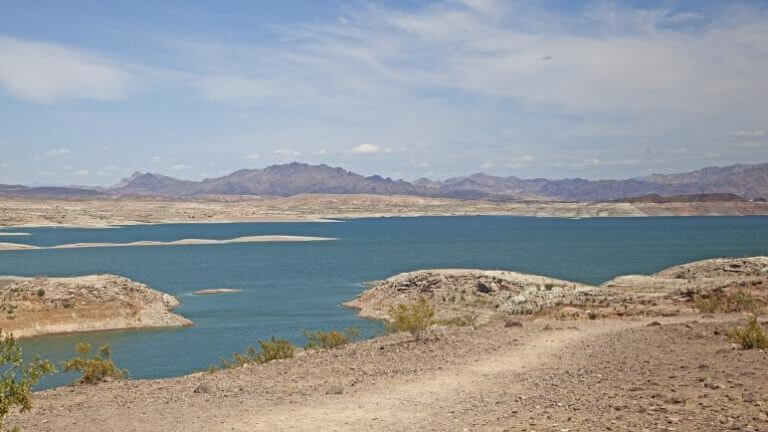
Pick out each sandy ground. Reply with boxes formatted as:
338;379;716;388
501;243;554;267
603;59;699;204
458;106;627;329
0;235;335;251
10;315;768;431
2;195;767;227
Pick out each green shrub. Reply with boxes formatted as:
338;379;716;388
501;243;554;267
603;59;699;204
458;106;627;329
1;330;55;432
304;327;359;350
35;289;45;298
62;343;125;385
387;297;435;340
728;316;768;349
214;337;295;370
256;337;295;362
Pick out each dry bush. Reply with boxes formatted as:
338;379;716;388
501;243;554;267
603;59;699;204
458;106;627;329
304;327;359;350
387;297;435;340
694;290;763;314
1;330;55;432
62;343;125;385
728;316;768;350
434;314;477;327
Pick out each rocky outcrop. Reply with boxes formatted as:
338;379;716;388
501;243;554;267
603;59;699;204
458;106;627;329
603;256;768;299
344;269;601;321
347;257;768;322
0;275;192;338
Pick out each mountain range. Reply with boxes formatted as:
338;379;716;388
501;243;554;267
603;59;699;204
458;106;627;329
2;162;768;202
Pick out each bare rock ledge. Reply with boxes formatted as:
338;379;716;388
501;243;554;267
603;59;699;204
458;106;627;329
0;275;192;338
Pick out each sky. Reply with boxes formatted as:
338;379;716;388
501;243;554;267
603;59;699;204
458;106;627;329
0;0;767;185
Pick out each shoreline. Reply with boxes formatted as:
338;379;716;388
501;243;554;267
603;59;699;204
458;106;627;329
2;195;767;228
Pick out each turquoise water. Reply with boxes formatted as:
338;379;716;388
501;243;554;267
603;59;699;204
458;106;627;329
1;216;767;389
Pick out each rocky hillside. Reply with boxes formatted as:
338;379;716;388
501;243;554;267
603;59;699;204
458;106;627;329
0;275;192;338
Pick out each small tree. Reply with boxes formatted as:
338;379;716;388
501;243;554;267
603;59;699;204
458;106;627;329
1;330;55;432
62;343;125;385
387;297;435;340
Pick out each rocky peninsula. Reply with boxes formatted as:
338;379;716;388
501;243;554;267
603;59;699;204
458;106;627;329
0;275;192;338
346;256;768;322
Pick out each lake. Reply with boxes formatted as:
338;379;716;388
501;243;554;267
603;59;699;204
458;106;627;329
1;215;767;388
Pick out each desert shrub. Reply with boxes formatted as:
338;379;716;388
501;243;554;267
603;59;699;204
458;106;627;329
694;290;762;314
35;289;45;298
214;337;295;370
387;297;435;340
728;316;768;349
62;343;125;384
1;330;55;432
304;327;359;350
434;314;477;327
256;337;295;362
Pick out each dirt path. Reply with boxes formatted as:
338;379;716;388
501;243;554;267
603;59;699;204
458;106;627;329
233;325;593;431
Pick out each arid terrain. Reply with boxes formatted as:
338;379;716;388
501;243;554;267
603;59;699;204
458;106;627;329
1;195;767;227
0;275;191;338
6;257;768;431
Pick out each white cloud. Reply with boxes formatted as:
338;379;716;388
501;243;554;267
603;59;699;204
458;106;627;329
0;162;8;169
171;164;190;171
730;130;768;138
0;36;137;104
272;148;302;157
506;155;534;168
74;169;89;176
352;143;386;154
314;148;327;155
243;153;260;160
150;156;162;164
44;148;71;157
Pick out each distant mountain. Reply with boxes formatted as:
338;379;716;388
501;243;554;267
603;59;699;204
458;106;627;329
0;184;104;198
422;163;768;201
111;163;425;197
5;162;768;202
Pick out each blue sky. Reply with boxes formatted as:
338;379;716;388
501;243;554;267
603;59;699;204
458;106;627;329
1;0;767;185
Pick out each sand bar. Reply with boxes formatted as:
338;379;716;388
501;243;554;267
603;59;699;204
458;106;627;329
0;235;336;251
192;288;243;295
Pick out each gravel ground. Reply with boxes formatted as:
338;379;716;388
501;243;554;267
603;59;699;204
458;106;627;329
10;315;768;431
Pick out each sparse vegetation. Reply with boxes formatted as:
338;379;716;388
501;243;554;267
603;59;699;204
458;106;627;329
694;290;763;314
304;327;359;350
213;337;296;370
387;297;435;340
35;289;45;298
1;330;55;432
728;315;768;350
434;314;477;327
62;343;125;385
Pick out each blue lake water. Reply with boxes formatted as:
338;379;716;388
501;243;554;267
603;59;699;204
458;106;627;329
1;215;767;389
